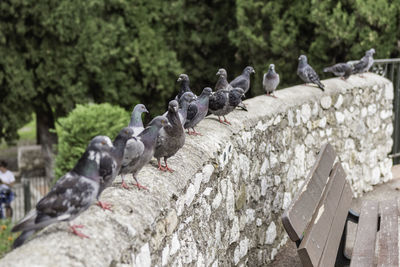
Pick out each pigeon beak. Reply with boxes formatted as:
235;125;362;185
177;78;182;82
174;106;178;112
252;70;255;74
144;108;149;113
298;57;301;60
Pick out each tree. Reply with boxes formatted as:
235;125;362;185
0;0;182;180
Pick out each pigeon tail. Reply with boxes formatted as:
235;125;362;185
315;80;325;90
13;230;35;249
323;67;331;73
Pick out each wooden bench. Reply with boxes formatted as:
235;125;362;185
281;143;399;267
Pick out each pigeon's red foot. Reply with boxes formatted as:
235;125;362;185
121;180;130;189
133;182;148;190
157;161;167;171
70;225;89;239
192;131;203;136
164;166;174;173
158;165;167;171
97;201;112;211
218;117;224;124
223;118;231;125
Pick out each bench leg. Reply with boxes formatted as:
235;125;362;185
335;209;359;266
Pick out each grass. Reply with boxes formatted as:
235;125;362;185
0;114;36;152
0;219;17;258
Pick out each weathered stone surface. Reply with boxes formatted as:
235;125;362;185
0;74;393;267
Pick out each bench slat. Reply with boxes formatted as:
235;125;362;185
319;181;353;267
297;162;346;267
349;200;379;267
377;199;399;267
282;143;336;242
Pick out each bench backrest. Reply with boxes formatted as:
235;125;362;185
282;143;353;267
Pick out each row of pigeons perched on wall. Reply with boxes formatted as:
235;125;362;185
10;48;376;249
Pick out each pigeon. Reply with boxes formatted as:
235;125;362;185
175;74;194;101
297;55;325;90
263;64;280;97
215;68;233;91
229;66;255;94
209;87;245;124
11;136;114;248
119;116;169;190
178;92;197;125
352;48;375;76
323;63;353;80
154;100;185;172
128;104;149;136
97;127;134;210
185;87;213;136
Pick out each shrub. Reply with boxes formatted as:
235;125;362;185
54;103;130;180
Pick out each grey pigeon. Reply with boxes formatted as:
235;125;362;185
154;100;185;172
97;127;134;210
263;64;280;97
209;87;245;124
352;48;375;76
323;63;353;80
178;92;196;125
185;87;213;135
128;104;149;136
297;55;325;90
215;68;233;91
119;116;169;189
175;74;194;101
229;66;255;94
12;136;114;248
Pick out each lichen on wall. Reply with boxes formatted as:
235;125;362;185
0;74;393;267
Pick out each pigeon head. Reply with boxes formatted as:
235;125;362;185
244;66;255;74
269;64;275;71
201;87;213;96
89;136;113;151
132;104;149;114
118;127;135;140
366;48;375;56
177;74;189;83
179;92;196;105
298;55;307;63
148;116;170;129
216;68;227;77
168;100;179;113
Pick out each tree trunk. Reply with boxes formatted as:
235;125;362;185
35;103;58;183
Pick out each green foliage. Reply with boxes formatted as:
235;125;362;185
0;0;399;146
0;219;17;258
54;103;129;179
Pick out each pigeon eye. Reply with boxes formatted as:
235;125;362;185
101;141;106;145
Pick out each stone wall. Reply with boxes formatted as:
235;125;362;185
0;73;393;266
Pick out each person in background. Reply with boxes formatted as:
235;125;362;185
0;160;15;218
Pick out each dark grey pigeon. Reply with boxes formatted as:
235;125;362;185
209;87;245;124
215;68;233;91
175;74;194;101
178;92;197;125
263;64;280;97
119;116;169;189
128;104;149;136
352;48;375;76
12;136;114;248
154;100;185;172
185;87;213;136
229;66;255;94
297;55;325;90
323;63;353;80
97;127;134;210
